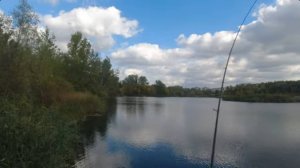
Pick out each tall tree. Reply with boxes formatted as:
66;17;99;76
121;75;139;96
101;57;119;96
138;76;149;85
154;80;167;96
13;0;39;47
123;74;138;85
64;32;119;97
0;11;31;99
65;32;94;90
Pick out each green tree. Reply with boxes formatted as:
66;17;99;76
138;76;149;85
100;57;119;97
13;0;39;47
64;32;119;97
64;32;94;91
123;74;139;85
154;80;167;96
0;12;32;100
167;86;184;96
138;76;150;96
121;74;139;96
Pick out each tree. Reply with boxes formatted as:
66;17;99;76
13;0;39;47
101;57;112;86
123;74;138;85
31;28;64;105
64;32;119;97
154;80;167;96
138;76;149;85
121;75;139;96
64;32;94;91
167;86;184;96
0;11;32;99
100;57;119;97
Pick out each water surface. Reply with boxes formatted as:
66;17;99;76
76;97;300;168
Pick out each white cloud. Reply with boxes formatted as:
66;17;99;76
112;43;196;86
177;31;236;55
42;6;139;51
112;43;169;64
111;0;300;87
124;68;143;76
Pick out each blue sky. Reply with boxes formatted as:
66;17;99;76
1;0;300;87
1;0;274;48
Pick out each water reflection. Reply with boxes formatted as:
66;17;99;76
75;135;129;168
76;97;300;168
80;99;117;146
76;99;128;168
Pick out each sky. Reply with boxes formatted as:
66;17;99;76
1;0;300;87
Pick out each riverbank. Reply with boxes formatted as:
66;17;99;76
223;94;300;103
223;81;300;103
0;95;107;168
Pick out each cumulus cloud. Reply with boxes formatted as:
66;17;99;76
112;43;194;86
42;6;139;51
111;0;300;87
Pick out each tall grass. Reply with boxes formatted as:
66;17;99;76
0;92;105;168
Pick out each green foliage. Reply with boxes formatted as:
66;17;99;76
57;92;105;119
121;75;154;96
121;74;139;96
100;57;119;97
120;75;218;97
0;103;79;168
0;1;119;167
120;75;300;101
138;76;149;85
64;32;95;91
123;74;139;85
154;80;167;96
64;32;118;97
224;81;300;102
13;0;39;47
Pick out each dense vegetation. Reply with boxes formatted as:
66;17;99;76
0;0;118;167
119;74;219;97
120;74;300;102
224;81;300;102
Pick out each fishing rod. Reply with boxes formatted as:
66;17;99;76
209;0;259;167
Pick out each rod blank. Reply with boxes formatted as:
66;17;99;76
209;0;259;167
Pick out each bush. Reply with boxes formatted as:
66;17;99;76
57;91;105;119
0;101;79;168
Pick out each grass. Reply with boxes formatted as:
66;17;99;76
0;92;105;168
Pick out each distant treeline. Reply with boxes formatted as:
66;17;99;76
224;81;300;102
119;75;300;102
119;74;219;97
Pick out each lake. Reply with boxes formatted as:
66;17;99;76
75;97;300;168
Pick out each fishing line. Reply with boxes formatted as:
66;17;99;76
209;0;259;167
